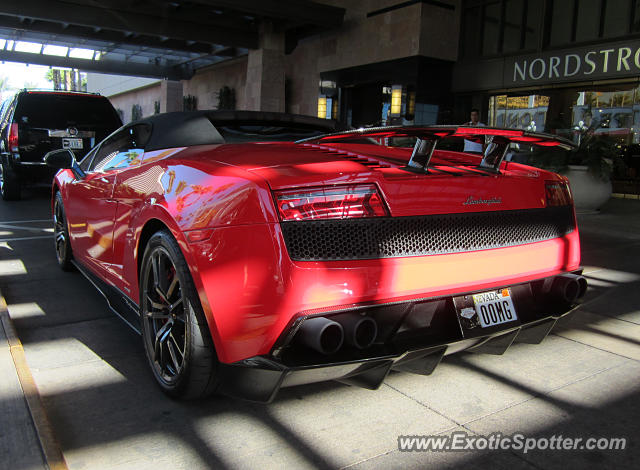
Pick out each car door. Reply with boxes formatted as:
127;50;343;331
102;124;150;294
66;128;137;280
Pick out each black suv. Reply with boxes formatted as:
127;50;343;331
0;90;122;200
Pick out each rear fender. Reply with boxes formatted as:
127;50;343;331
127;204;225;357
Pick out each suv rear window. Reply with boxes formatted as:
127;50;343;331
14;93;121;130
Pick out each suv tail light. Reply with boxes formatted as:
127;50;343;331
274;184;389;221
8;123;19;152
545;180;572;206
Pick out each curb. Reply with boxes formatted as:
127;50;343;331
0;292;69;470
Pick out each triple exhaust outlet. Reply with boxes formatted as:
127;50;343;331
297;314;378;355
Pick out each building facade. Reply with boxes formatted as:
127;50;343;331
86;0;640;164
454;0;640;152
88;0;461;127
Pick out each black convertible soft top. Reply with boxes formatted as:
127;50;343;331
132;110;341;151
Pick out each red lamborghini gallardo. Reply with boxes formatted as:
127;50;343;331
45;111;586;402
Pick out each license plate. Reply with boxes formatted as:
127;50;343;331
472;289;518;328
62;138;83;150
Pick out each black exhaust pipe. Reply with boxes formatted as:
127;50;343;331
297;317;344;354
338;314;378;349
552;273;588;304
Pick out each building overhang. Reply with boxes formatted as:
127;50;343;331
0;0;345;79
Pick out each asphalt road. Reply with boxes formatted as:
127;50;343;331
0;187;639;470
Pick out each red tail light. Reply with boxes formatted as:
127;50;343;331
8;123;19;152
274;184;389;221
545;180;572;206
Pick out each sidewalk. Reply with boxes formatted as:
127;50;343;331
555;197;640;363
0;195;638;470
577;197;640;240
0;308;47;470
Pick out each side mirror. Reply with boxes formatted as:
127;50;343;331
44;149;85;179
44;148;75;169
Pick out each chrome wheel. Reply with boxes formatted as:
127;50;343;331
141;247;187;384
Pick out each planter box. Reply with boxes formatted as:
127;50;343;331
612;179;640;195
563;165;612;212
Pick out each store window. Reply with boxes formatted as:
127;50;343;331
572;88;638;145
489;84;640;146
488;94;549;131
488;84;640;177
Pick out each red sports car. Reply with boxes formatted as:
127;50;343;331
45;111;586;402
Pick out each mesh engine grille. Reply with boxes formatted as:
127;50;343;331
281;206;575;261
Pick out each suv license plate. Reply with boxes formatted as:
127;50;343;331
63;138;83;150
472;289;518;328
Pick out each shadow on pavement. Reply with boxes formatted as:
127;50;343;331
0;191;638;469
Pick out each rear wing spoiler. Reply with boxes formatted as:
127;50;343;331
300;125;576;173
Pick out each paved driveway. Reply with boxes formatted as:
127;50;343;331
1;188;638;469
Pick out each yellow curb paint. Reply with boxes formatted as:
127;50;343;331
0;294;69;470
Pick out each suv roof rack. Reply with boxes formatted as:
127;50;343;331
21;88;102;95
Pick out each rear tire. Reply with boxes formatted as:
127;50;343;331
139;230;219;399
0;161;21;201
53;192;74;271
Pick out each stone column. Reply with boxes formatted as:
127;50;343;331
160;80;183;113
245;22;285;112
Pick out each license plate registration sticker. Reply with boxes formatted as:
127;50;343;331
472;289;518;328
63;138;83;150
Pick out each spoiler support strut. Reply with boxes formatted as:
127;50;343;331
407;137;439;173
479;135;512;173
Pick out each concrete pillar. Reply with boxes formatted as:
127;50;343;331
160;80;183;113
245;22;285;112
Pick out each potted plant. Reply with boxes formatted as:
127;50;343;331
526;126;625;211
218;86;236;110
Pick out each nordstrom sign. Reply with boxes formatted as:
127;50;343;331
453;39;640;93
504;40;640;87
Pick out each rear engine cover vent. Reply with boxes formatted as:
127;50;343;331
300;143;394;169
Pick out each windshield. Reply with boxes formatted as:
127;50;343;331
14;93;122;130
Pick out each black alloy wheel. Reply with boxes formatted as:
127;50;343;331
0;161;21;200
53;192;73;271
140;230;219;399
